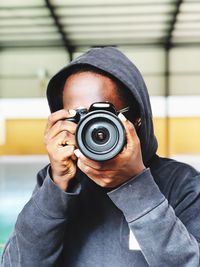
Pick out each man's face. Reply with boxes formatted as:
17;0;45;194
63;71;126;112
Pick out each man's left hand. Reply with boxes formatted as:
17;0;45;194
74;113;146;188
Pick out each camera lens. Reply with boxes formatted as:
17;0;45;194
76;110;125;161
83;120;118;155
92;127;110;144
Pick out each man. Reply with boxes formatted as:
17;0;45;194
2;47;200;266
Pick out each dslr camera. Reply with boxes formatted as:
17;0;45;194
68;102;126;161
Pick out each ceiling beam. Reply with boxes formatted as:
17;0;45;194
44;0;74;58
58;12;173;18
57;2;175;8
0;6;46;10
0;42;64;50
0;15;50;19
2;40;200;51
165;0;183;49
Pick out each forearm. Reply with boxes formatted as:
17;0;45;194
108;169;200;267
1;173;81;267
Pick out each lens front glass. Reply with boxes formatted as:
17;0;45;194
91;127;110;144
83;119;117;154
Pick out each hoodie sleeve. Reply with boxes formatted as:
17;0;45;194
1;166;81;267
108;168;200;267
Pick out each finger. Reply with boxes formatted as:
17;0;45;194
71;153;77;161
57;131;76;147
47;141;75;161
58;145;76;159
74;149;106;171
77;157;99;177
45;109;76;132
118;113;138;147
47;131;76;147
47;120;77;140
76;158;113;187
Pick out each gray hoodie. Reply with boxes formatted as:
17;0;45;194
2;47;200;267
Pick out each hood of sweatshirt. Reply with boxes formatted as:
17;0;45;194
46;47;158;164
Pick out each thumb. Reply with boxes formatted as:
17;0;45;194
74;149;83;158
118;113;138;146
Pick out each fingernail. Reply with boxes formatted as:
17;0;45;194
69;109;76;116
74;149;81;158
118;113;127;122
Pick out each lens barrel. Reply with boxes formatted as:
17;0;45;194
76;110;125;161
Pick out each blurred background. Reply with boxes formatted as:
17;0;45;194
0;0;200;256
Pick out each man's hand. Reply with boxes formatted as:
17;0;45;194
44;109;77;191
74;113;145;188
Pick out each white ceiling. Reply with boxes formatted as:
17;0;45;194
0;0;200;52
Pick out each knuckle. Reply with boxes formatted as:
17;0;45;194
44;131;51;141
100;180;108;187
93;163;102;170
65;110;71;117
44;125;48;135
59;130;66;141
46;144;54;154
104;177;112;185
48;114;54;123
135;137;140;146
45;143;51;151
44;137;48;145
57;120;64;130
65;131;71;140
127;121;134;130
84;165;91;173
58;121;72;133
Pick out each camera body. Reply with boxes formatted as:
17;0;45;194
68;102;126;161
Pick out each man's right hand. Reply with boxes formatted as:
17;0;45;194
44;109;77;191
